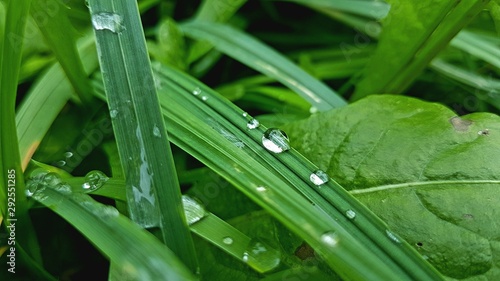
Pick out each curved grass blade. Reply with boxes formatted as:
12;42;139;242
195;0;247;22
87;0;198;272
28;185;195;280
181;21;347;111
274;0;390;19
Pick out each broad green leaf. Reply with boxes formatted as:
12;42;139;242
352;0;490;100
283;95;500;279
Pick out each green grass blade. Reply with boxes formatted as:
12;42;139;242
0;0;42;264
30;0;94;104
87;0;198;272
450;29;500;69
275;0;390;19
353;0;490;99
195;0;247;22
181;21;347;111
27;182;195;280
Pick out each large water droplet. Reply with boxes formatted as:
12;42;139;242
321;231;339;247
82;170;108;191
247;118;260;130
92;12;125;33
262;128;290;153
153;125;161;138
386;229;401;244
192;87;201;96
54;183;73;195
242;239;281;273
182;195;208;225
222;237;233;245
345;209;356;220
42;172;62;186
110;109;118;118
309;170;329;186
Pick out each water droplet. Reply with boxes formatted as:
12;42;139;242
91;12;125;33
242;112;248;117
256;186;267;192
478;129;489;136
242;239;281;273
201;96;208;101
222;237;233;245
54;183;72;195
321;232;339;247
82;170;108;191
309;106;318;114
262;128;290;153
25;181;41;197
153;125;161;138
182;195;208;225
309;170;329;186
110;109;118;118
56;160;66;167
192;87;201;96
386;229;401;244
345;209;356;220
64;151;73;158
42;172;62;186
247;118;260;129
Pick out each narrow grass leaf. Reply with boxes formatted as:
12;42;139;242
181;21;347;111
195;0;247;22
0;0;42;264
274;0;390;19
450;30;500;69
87;0;198;272
28;185;195;280
30;0;94;104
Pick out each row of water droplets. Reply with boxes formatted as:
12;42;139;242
26;169;109;198
189;87;400;246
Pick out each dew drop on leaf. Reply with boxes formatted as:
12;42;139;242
82;170;109;191
110;109;118;118
321;231;339;247
386;229;402;244
345;209;356;220
256;186;267;192
262;128;290;153
247;118;260;129
242;239;281;273
201;96;208;101
309;170;329;186
153;125;161;138
192;87;201;96
222;237;233;245
182;195;208;225
42;172;62;187
91;12;125;33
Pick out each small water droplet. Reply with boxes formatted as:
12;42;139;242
42;172;62;186
64;151;73;158
262;128;290;153
321;232;339;247
478;129;489;136
201;96;208;101
153;125;161;138
192;87;201;96
54;183;72;195
91;12;125;33
222;237;233;245
386;229;401;244
110;109;118;118
242;112;248;117
345;209;356;220
256;186;267;192
309;170;329;186
309;106;318;114
56;160;66;167
247;118;260;129
242;239;281;273
182;195;208;225
82;170;108;191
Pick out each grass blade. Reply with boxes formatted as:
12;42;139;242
27;180;195;281
87;0;198;272
30;0;94;104
181;21;347;111
195;0;247;22
275;0;390;19
0;0;42;264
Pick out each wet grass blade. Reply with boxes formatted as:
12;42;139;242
0;0;42;264
87;0;198;272
29;185;195;280
181;21;347;111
